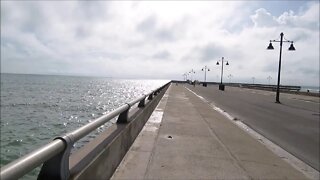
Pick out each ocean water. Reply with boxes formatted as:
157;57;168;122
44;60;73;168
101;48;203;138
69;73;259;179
0;73;169;179
301;86;320;93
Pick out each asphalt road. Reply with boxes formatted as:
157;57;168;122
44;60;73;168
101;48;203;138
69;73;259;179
185;84;320;171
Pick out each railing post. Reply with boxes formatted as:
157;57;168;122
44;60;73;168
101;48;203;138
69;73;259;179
37;135;74;180
138;96;146;108
117;104;130;123
148;93;153;100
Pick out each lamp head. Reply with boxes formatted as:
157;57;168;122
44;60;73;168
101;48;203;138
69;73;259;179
288;43;295;51
267;42;274;50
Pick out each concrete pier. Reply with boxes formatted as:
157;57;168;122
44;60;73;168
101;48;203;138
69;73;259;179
112;84;309;179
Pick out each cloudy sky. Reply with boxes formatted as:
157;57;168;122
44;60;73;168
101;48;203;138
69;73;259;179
1;1;319;86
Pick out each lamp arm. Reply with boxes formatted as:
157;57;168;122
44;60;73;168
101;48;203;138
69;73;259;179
271;40;293;43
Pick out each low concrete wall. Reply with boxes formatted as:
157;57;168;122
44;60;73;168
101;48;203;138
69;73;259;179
69;84;169;180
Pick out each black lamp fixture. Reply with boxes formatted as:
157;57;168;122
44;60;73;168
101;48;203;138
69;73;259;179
267;42;274;50
201;67;210;71
267;32;295;103
288;43;296;51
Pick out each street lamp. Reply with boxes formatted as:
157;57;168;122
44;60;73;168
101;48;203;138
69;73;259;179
216;57;229;91
184;72;190;82
189;69;195;84
182;73;188;81
267;32;295;103
201;66;210;87
252;77;255;84
228;74;233;83
267;76;272;85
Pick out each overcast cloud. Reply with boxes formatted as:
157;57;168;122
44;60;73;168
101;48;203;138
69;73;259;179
1;1;319;86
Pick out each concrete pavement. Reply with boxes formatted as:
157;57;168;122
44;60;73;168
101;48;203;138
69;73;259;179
112;84;308;179
187;84;319;171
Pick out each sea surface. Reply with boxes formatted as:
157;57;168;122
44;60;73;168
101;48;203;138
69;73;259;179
0;73;169;179
301;86;320;93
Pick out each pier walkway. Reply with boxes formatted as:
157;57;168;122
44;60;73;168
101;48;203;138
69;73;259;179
112;84;307;179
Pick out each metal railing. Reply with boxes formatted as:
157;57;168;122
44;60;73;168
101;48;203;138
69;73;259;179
0;82;170;180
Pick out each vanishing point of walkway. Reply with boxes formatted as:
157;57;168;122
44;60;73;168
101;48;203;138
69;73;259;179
112;84;308;179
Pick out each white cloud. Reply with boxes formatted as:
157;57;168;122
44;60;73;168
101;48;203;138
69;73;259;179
251;8;278;27
1;1;319;86
251;2;319;30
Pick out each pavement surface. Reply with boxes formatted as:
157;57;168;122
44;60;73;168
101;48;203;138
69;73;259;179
186;84;320;171
111;84;309;179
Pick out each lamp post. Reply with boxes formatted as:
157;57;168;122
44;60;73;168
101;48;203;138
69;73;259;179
267;32;295;103
252;77;255;84
267;76;272;85
201;66;210;87
189;69;195;84
182;73;188;81
185;72;190;82
228;74;233;83
216;57;229;91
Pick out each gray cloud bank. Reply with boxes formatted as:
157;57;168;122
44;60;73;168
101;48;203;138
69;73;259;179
1;1;319;86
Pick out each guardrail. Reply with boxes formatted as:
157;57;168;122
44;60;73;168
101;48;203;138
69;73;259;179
0;82;170;180
239;84;301;91
171;81;301;92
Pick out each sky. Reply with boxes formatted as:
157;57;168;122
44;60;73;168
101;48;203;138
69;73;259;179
1;1;319;86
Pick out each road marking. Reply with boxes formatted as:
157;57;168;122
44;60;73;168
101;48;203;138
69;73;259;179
290;98;319;104
185;87;319;180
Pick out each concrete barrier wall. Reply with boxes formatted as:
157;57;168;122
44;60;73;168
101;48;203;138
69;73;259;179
69;84;169;179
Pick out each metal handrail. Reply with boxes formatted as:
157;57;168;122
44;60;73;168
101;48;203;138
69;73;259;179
0;82;170;180
0;140;65;180
68;104;129;142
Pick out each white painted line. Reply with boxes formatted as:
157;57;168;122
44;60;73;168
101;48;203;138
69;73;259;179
290;98;319;104
185;87;320;180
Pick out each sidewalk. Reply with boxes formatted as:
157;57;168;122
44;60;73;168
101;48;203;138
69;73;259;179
112;84;307;179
